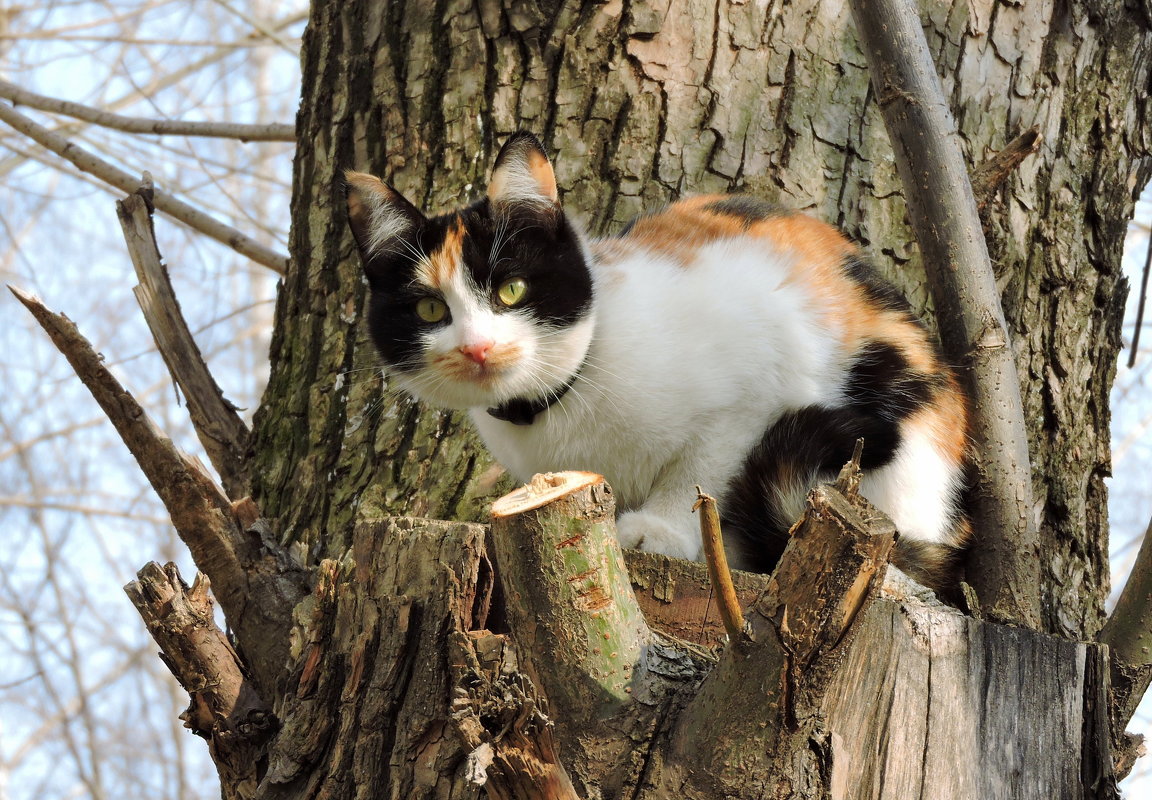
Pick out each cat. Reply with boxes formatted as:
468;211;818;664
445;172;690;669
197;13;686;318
344;132;970;589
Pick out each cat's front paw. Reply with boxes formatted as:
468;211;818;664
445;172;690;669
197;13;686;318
615;511;700;561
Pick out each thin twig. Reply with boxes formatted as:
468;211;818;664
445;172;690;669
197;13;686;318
118;177;252;499
0;80;295;141
0;101;289;273
1128;227;1152;368
970;127;1043;209
850;0;1040;627
694;488;745;639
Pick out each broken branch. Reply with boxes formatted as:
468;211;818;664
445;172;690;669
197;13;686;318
970;126;1043;209
659;474;896;795
693;488;745;640
118;178;252;499
10;285;304;696
124;562;274;800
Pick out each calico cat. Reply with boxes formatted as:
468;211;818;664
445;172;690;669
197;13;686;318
345;132;970;588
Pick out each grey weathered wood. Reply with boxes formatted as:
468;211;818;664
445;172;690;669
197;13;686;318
119;179;252;499
824;597;1108;799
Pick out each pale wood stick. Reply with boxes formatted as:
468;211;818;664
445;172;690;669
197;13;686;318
693;488;745;640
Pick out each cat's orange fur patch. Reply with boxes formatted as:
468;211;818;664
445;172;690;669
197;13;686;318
620;198;755;264
906;374;970;468
431;342;524;385
615;197;961;435
418;215;465;289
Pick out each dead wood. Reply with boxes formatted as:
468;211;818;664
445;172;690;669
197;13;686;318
118;177;252;499
125;562;274;800
9;285;304;697
651;476;896;797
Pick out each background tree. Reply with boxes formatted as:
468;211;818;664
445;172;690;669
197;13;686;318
4;0;1152;797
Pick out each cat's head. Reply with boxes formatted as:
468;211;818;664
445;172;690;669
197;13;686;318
345;133;594;410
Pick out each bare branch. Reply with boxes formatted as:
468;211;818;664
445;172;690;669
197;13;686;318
1100;514;1152;731
850;0;1041;627
118;178;252;499
0;80;294;141
8;284;305;697
0;101;289;273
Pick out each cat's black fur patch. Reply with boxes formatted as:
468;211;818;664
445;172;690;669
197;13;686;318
720;340;938;573
843;341;941;422
704;195;787;226
842;252;913;314
364;198;593;374
460;200;593;326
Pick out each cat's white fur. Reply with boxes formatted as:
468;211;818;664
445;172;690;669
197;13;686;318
401;234;961;569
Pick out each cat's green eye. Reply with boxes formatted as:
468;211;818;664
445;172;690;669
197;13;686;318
416;297;448;323
497;277;528;307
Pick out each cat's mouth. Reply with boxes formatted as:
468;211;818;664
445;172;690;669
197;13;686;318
432;343;524;388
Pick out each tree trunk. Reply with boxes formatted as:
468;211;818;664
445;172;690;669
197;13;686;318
256;0;1152;639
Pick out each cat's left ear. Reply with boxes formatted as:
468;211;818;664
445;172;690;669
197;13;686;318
487;132;559;208
344;171;426;261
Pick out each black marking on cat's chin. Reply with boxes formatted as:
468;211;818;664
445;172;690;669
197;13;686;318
486;369;581;425
719;339;939;574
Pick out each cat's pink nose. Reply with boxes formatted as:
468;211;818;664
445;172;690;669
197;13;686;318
460;340;494;364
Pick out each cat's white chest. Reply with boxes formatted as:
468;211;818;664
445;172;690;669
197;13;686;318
471;239;844;512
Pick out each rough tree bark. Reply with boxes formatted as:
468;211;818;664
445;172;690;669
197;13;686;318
256;0;1152;640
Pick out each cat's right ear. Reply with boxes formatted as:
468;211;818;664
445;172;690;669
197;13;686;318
344;171;425;265
487;132;559;209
